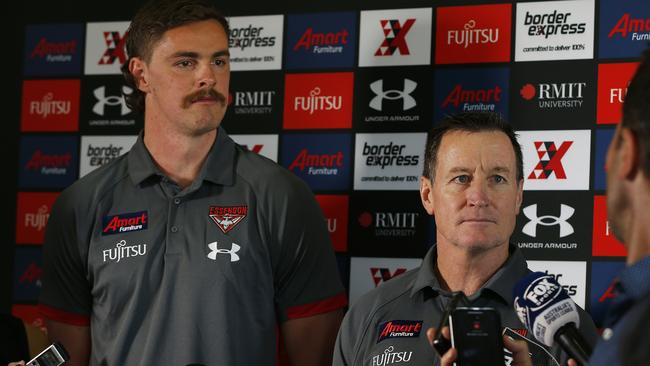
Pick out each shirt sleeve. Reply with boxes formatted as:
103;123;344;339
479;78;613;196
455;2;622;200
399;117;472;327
38;190;92;326
265;170;347;322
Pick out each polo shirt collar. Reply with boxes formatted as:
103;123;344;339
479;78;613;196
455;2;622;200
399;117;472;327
128;126;236;187
618;255;650;301
410;243;528;305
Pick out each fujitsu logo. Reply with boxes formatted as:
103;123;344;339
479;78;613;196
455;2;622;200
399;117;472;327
371;267;407;286
29;93;71;119
608;14;650;40
294;27;349;53
30;38;76;62
610;85;628;104
522;204;575;238
520;82;586;108
528;141;573;179
102;239;147;263
93;86;132;116
369;79;417;112
447;20;499;48
288;149;343;175
19;263;42;286
24;204;50;231
293;87;342;114
98;30;128;65
207;241;241;262
371;346;412;366
375;19;415;56
442;84;502;111
25;150;71;175
326;218;337;233
523;10;586;38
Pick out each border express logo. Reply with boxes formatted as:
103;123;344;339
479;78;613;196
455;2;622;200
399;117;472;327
354;133;425;191
15;192;59;244
435;4;511;64
515;0;595;62
23;23;83;76
209;206;248;234
79;135;137;177
228;15;283;71
19;135;78;189
282;133;352;191
434;67;509;121
285;12;356;69
283;72;353;129
599;0;650;59
21;80;80;132
592;195;627;257
358;8;432;67
315;195;349;252
518;130;590;190
597;62;639;124
527;260;587;308
102;211;148;236
84;22;130;75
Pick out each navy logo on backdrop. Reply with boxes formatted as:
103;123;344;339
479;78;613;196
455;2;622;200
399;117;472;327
594;129;615;191
13;247;43;302
221;71;282;133
354;67;432;132
80;76;142;134
512;191;592;260
285;12;356;69
590;261;625;327
599;0;650;59
349;192;427;258
19;135;78;189
510;61;596;129
23;24;83;76
281;133;352;191
434;67;509;122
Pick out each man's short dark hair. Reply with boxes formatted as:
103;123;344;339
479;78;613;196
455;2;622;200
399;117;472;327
121;0;229;114
422;112;524;182
621;47;650;177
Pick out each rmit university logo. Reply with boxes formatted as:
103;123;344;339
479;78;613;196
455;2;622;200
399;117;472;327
528;141;573;179
209;206;248;234
371;267;407;286
93;86;132;116
207;241;241;262
520;82;586;109
376;19;415;56
102;239;147;263
99;30;128;65
102;211;148;235
522;204;575;238
369;79;417;112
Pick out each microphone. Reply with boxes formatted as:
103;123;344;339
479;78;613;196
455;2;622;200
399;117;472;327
513;271;592;366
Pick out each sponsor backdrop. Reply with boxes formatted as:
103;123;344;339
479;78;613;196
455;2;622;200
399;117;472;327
12;0;647;352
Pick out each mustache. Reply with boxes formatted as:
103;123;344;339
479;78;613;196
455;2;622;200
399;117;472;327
183;89;227;107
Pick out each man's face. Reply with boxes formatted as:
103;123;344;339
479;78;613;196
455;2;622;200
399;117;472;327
422;130;523;252
604;125;629;243
134;19;230;135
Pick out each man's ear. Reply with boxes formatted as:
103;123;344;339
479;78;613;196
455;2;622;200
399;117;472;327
420;176;435;216
515;178;524;215
129;57;150;93
618;127;640;180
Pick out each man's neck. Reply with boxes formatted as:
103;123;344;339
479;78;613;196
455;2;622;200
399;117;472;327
625;182;650;265
435;242;509;297
143;123;217;189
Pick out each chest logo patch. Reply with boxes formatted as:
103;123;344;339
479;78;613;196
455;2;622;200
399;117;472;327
209;206;248;234
377;320;423;343
102;210;148;235
207;241;241;262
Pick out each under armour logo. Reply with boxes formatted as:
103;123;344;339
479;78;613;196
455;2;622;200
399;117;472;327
99;30;129;65
370;267;407;286
207;241;241;262
369;79;417;111
528;141;573;179
522;204;574;238
375;19;415;56
93;86;132;116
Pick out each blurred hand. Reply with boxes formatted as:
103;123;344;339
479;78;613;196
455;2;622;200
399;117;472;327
8;361;25;366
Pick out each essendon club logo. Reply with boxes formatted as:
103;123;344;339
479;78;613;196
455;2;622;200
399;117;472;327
376;320;423;343
21;80;80;132
376;19;415;56
528;141;573;179
597;62;639;124
435;4;511;64
102;211;148;236
371;267;407;286
209;206;248;234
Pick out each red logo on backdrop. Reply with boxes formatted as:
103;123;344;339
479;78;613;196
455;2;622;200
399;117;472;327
241;144;264;154
30;38;77;59
315;195;349;252
528;141;573;179
441;84;502;108
597;63;639;124
16;192;59;244
99;31;129;65
12;305;46;332
376;19;415;56
209;206;248;234
608;14;650;39
20;263;43;285
435;4;511;64
283;72;353;129
371;267;407;286
21;80;80;132
593;195;627;256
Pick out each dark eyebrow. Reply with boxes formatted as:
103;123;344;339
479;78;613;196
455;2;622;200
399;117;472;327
168;50;230;59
